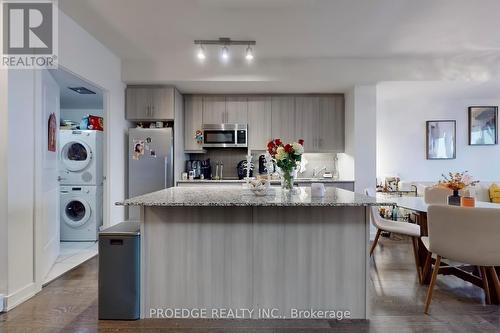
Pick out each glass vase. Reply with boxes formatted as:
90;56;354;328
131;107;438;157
280;168;296;191
448;190;461;206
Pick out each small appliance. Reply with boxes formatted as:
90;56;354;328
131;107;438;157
60;185;102;241
59;130;103;185
200;159;212;180
202;124;247;148
185;160;202;179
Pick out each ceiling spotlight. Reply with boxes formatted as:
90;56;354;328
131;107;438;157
245;45;254;61
221;45;230;61
197;44;206;61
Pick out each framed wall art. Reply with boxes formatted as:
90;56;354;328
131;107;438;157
468;106;497;145
426;120;456;160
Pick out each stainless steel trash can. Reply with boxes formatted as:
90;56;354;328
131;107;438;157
98;222;140;320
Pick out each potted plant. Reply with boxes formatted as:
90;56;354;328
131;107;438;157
267;138;304;191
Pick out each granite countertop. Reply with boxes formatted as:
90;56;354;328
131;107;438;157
117;186;392;207
176;179;355;184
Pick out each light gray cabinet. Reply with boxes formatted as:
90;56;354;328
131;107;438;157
184;95;204;152
126;86;175;120
271;96;296;143
248;96;272;150
294;95;345;152
317;95;344;152
202;96;226;124
184;94;345;153
126;87;150;120
294;96;319;150
226;96;248;123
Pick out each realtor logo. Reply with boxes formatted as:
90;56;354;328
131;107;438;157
1;0;58;68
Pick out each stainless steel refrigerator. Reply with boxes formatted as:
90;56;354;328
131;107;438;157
128;127;173;220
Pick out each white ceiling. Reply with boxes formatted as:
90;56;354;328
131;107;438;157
59;0;500;93
379;81;500;102
50;69;103;109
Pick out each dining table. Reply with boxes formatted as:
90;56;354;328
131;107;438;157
376;194;500;305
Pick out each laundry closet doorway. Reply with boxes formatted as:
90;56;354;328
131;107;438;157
34;67;108;288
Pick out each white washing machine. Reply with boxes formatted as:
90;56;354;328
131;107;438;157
60;185;103;241
59;130;103;185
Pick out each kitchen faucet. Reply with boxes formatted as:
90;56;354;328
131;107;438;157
312;166;327;178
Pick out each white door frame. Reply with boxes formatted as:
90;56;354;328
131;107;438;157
33;65;110;290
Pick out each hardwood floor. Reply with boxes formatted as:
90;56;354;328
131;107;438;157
1;236;499;332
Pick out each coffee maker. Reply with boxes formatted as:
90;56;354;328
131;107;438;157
186;159;211;179
200;159;212;180
185;160;201;179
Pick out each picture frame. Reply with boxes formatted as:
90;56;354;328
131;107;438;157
468;106;498;145
426;120;456;160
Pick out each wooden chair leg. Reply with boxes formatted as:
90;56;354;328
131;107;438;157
488;266;500;303
479;266;491;305
422;251;432;283
411;237;422;284
370;229;382;256
424;255;441;314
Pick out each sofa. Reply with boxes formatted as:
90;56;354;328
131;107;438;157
399;181;499;203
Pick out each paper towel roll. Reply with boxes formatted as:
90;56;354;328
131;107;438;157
311;183;325;197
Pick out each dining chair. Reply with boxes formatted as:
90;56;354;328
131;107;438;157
424;186;470;204
423;205;500;314
365;189;422;280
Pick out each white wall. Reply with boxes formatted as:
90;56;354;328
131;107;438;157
0;68;8;302
1;9;126;311
377;88;500;182
58;11;128;227
345;85;377;193
61;108;104;124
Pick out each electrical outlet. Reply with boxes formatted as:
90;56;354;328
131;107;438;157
0;294;4;312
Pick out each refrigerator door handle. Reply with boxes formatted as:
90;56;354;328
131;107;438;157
164;156;168;189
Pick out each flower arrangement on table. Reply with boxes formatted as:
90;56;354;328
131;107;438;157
267;138;304;190
437;171;479;192
436;171;479;205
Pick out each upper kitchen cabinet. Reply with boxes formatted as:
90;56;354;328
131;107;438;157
247;96;272;150
126;86;175;120
225;96;248;123
293;95;345;152
184;95;204;152
294;96;319;151
271;96;296;143
202;96;226;124
317;95;344;152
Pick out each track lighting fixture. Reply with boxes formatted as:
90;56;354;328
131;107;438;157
197;44;206;61
245;45;254;61
221;45;230;61
194;37;256;63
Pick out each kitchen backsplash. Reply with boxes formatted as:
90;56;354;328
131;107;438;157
188;150;350;180
188;148;248;179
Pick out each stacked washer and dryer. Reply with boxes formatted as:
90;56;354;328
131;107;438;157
59;130;103;241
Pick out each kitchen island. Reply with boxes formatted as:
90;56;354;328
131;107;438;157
119;186;391;320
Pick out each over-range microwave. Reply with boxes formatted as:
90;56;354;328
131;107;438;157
202;124;248;148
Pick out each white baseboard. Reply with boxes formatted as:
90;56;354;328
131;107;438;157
4;282;38;311
0;294;4;312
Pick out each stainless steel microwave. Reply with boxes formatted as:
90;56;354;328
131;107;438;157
202;124;248;148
